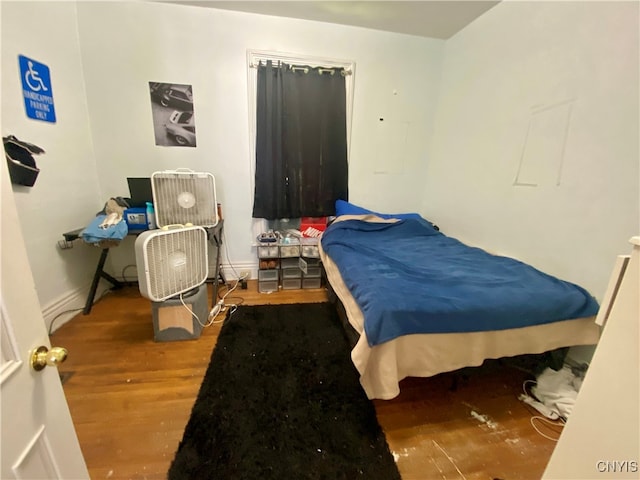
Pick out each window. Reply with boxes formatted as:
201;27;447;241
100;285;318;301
247;50;355;220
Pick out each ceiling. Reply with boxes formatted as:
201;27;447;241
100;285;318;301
156;1;500;39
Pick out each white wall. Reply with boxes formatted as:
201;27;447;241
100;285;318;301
1;1;443;324
1;2;106;330
424;1;639;299
2;1;637;330
73;1;444;277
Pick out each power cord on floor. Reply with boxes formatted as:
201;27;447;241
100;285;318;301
207;300;226;325
203;229;249;325
174;288;233;328
119;264;139;286
529;415;565;442
208;274;244;325
48;308;84;335
520;380;566;441
179;278;246;328
48;287;114;335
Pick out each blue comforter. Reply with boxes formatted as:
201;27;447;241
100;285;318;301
321;218;599;346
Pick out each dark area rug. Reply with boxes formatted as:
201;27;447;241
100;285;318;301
169;303;401;480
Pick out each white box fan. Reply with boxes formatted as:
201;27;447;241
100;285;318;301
151;169;218;228
135;225;208;302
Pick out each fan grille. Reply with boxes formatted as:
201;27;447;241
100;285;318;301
152;171;217;227
142;227;208;302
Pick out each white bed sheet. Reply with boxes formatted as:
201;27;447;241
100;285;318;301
319;216;602;400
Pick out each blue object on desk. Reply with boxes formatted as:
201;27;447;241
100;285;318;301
81;214;128;244
124;207;149;231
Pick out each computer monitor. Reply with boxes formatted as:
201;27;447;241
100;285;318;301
126;177;153;208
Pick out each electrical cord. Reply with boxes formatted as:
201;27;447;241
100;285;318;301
48;308;83;335
520;380;566;441
200;228;248;325
221;228;252;283
208;275;242;325
529;415;565;442
48;286;114;334
179;291;209;328
220;296;245;307
120;264;139;285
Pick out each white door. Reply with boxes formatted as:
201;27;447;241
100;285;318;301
543;237;640;479
1;157;89;478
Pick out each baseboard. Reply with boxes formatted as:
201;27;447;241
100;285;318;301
220;261;258;281
43;284;111;334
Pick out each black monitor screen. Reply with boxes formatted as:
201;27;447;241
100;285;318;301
127;177;153;208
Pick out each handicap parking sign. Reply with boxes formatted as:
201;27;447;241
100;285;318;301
19;55;56;123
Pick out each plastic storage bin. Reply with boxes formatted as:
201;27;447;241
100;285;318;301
258;244;279;258
258;269;279;282
279;241;301;258
302;277;322;289
281;268;301;279
259;280;278;293
301;237;320;258
282;278;302;289
303;266;322;278
259;259;279;270
280;257;300;269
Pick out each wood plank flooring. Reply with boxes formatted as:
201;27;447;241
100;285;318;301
52;281;559;479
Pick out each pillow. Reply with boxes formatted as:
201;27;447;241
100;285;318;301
334;199;423;220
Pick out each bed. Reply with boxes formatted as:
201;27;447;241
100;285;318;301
319;205;602;400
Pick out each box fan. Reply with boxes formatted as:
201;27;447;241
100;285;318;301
135;225;208;302
134;169;218;340
151;169;218;228
135;168;218;300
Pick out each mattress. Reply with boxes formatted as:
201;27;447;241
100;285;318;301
319;215;601;399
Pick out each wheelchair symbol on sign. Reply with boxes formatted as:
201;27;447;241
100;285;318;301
24;61;48;92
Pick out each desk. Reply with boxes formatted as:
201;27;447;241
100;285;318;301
83;248;123;314
63;220;224;315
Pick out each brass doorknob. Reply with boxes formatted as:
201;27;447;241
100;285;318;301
31;346;68;371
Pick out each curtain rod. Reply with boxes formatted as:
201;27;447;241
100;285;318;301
250;62;352;76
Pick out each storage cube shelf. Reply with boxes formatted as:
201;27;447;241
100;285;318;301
256;238;324;292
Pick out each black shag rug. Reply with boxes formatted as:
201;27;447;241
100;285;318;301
168;303;401;480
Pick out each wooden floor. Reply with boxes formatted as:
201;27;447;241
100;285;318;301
52;281;559;479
